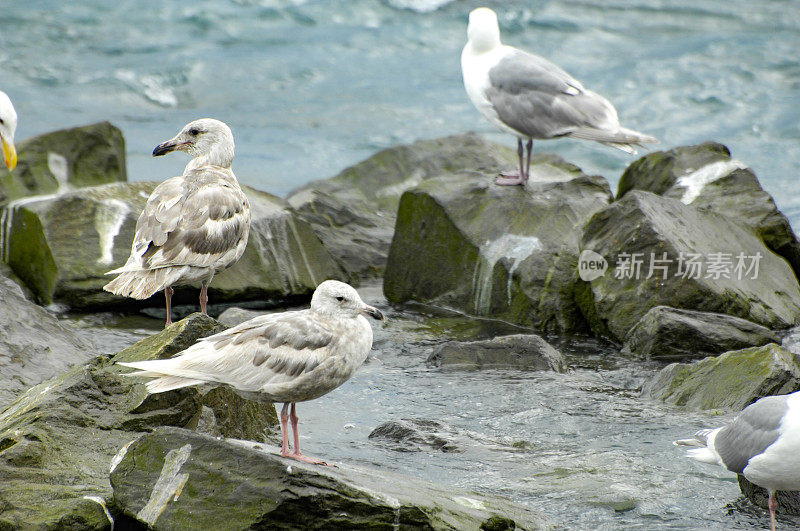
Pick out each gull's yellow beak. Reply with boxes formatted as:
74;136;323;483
2;136;16;171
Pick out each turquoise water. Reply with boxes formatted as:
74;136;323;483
2;0;799;221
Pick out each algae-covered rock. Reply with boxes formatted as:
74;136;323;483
288;133;518;282
623;306;779;362
0;270;94;408
0;314;277;529
643;343;800;410
427;334;565;371
579;191;800;341
618;142;800;279
368;418;461;453
1;181;344;309
0;121;126;205
738;475;800;516
110;426;551;530
384;158;612;333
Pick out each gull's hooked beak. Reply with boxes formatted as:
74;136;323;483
2;135;16;171
153;139;189;157
360;304;386;322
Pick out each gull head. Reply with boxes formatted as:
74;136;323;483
310;280;386;322
467;7;501;53
0;91;18;171
153;118;235;168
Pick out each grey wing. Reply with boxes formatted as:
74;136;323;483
130;168;250;271
486;50;619;139
713;395;789;474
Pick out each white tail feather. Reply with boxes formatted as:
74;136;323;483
103;266;190;299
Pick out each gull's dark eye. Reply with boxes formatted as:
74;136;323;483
0;118;4;125
188;128;200;136
336;296;345;302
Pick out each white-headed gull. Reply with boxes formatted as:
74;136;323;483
118;279;386;466
461;7;658;186
104;119;250;326
0;91;18;171
675;391;800;531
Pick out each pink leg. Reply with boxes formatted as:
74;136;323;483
282;403;333;466
496;139;526;186
768;490;777;531
199;282;208;314
164;286;174;327
279;402;291;455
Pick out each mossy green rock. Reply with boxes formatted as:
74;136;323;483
643;343;800;410
0;270;93;408
288;133;518;282
618;142;800;279
0;122;126;205
110;426;551;530
0;314;278;529
384;158;612;332
579;191;800;341
1;182;343;309
622;306;779;362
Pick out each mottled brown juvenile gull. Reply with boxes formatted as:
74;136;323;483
0;91;18;171
104;118;250;326
461;7;658;186
118;280;386;466
675;391;800;531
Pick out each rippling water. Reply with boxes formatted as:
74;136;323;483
2;0;799;221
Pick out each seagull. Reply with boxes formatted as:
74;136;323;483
118;280;386;466
104;119;250;326
0;91;18;171
675;391;800;531
461;7;658;186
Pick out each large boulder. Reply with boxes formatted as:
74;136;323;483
0;270;94;408
427;334;565;371
0;314;277;529
0;121;126;205
110;426;551;530
1;181;344;309
288;133;518;282
578;191;800;341
622;306;779;361
618;142;800;280
384;158;613;333
643;343;800;411
738;475;800;517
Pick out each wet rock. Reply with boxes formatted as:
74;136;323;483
288;133;518;282
0;121;126;205
368;418;461;452
643;343;800;410
110;426;550;530
623;306;779;362
738;475;800;516
618;142;800;280
578;191;800;341
1;182;344;308
384;158;612;333
216;306;265;327
0;314;277;529
427;334;565;372
0;269;94;408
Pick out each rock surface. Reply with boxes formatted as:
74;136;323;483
428;334;565;371
0;314;277;529
643;343;800;410
618;142;800;280
288;133;517;282
368;419;461;453
578;190;800;341
738;475;800;516
110;426;550;530
384;157;613;333
1;181;344;309
0;121;126;205
623;306;779;361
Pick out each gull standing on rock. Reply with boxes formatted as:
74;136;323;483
0;91;18;171
118;280;386;466
675;391;800;531
104;119;250;326
461;7;658;186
